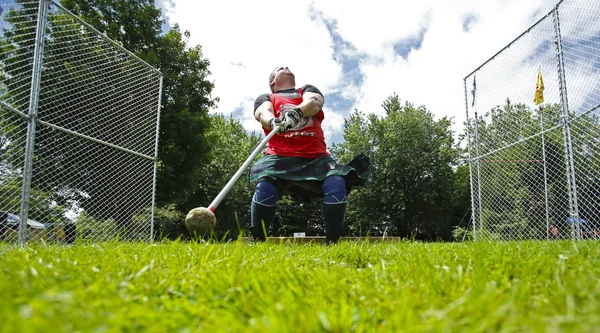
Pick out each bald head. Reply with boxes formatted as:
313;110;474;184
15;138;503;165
269;66;296;92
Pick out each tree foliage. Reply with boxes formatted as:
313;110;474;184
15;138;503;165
60;0;218;210
331;94;462;240
189;114;261;239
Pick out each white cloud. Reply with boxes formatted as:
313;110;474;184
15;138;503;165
321;108;346;144
311;0;433;51
313;0;560;135
162;0;342;135
163;0;575;145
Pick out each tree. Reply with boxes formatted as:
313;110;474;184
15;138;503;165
60;0;163;56
332;94;460;240
151;27;216;208
0;1;73;221
270;195;327;237
465;99;583;239
187;114;261;239
60;0;217;212
450;164;471;233
330;110;382;236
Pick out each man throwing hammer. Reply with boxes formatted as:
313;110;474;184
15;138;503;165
249;66;369;243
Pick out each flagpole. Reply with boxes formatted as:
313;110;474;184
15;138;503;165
540;105;550;240
535;66;551;240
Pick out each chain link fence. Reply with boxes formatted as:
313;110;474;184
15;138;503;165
464;0;600;241
0;0;163;244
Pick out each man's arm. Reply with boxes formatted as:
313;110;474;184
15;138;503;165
296;91;324;117
254;100;276;130
295;84;324;117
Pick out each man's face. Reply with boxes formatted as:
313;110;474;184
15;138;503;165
273;66;292;75
270;66;295;88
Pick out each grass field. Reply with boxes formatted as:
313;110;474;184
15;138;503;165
1;239;599;332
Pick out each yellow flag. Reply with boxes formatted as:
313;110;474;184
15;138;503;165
533;68;544;105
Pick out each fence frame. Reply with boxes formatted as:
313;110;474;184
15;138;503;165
0;0;163;244
464;0;599;241
18;0;49;244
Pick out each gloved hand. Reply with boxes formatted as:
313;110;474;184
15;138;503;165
269;118;283;132
282;107;303;130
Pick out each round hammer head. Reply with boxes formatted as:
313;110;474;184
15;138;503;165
185;207;216;235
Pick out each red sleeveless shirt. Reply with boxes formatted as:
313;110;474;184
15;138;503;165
263;88;329;158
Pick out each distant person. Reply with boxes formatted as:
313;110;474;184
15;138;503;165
548;224;559;240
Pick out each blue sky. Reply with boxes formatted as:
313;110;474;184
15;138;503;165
160;0;575;146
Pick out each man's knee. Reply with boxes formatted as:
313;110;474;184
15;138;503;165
322;175;347;204
253;181;278;206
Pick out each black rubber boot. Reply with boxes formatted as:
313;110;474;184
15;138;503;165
250;200;276;241
322;202;347;244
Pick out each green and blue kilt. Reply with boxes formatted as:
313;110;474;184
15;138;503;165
248;153;370;202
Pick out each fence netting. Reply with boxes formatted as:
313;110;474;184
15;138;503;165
465;0;600;241
1;0;162;243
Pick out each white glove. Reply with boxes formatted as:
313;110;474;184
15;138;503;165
269;118;284;132
282;107;303;131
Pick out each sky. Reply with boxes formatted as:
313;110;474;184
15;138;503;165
159;0;573;147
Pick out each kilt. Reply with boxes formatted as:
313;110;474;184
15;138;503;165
248;153;370;202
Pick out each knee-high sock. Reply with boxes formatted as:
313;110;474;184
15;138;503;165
322;176;347;243
250;181;277;241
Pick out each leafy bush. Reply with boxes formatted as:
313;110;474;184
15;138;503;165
452;226;472;241
151;204;187;240
75;212;118;241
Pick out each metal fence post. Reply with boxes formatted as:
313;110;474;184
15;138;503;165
18;0;49;245
472;88;484;241
150;76;163;242
552;6;580;240
464;79;477;241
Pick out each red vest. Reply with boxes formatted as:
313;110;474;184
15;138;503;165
263;88;329;157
